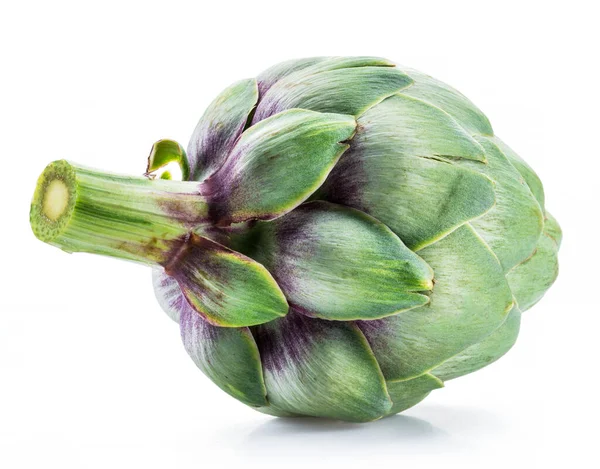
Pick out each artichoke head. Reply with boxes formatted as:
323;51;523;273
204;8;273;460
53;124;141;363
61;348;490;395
31;57;561;422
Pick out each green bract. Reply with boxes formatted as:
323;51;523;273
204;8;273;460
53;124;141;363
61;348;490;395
30;57;561;422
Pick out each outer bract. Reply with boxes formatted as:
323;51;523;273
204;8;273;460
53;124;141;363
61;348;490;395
31;57;561;422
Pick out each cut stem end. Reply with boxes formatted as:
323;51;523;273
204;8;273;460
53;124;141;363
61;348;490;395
30;160;77;243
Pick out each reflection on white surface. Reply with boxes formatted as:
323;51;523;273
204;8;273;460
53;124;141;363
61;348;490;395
229;404;507;460
245;413;448;442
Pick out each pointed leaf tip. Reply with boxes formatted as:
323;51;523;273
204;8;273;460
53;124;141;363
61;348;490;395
234;201;434;321
164;234;288;327
386;373;444;415
320;94;495;251
202;109;356;225
359;224;514;381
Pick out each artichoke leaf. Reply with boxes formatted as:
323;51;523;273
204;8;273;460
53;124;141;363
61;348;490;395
164;234;288;327
321;93;495;251
151;268;268;406
463;136;544;272
543;211;562;247
145;139;189;180
253;65;412;123
492;137;545;211
506;230;559;312
187;78;259;181
385;373;444;416
256;56;396;97
432;306;521;381
235;201;433;321
179;296;268;407
398;66;493;136
358;224;514;381
201;109;356;225
257;57;331;95
254;309;393;422
284;56;395;76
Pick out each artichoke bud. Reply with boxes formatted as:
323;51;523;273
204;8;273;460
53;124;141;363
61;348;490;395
31;57;560;422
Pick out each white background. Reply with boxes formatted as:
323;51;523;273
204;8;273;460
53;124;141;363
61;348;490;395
1;1;598;468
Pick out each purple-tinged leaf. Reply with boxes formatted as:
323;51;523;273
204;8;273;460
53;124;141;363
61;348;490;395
187;78;258;181
180;299;268;407
201;109;356;225
235;201;433;321
152;268;268;406
253;65;411;122
163;234;288;327
253;309;392;422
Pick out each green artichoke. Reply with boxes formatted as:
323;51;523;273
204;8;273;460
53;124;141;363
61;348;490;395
30;57;560;422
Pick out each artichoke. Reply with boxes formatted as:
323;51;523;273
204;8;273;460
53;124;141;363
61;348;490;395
30;57;561;422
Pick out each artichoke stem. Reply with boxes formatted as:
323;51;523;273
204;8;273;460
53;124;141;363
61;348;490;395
30;160;211;265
